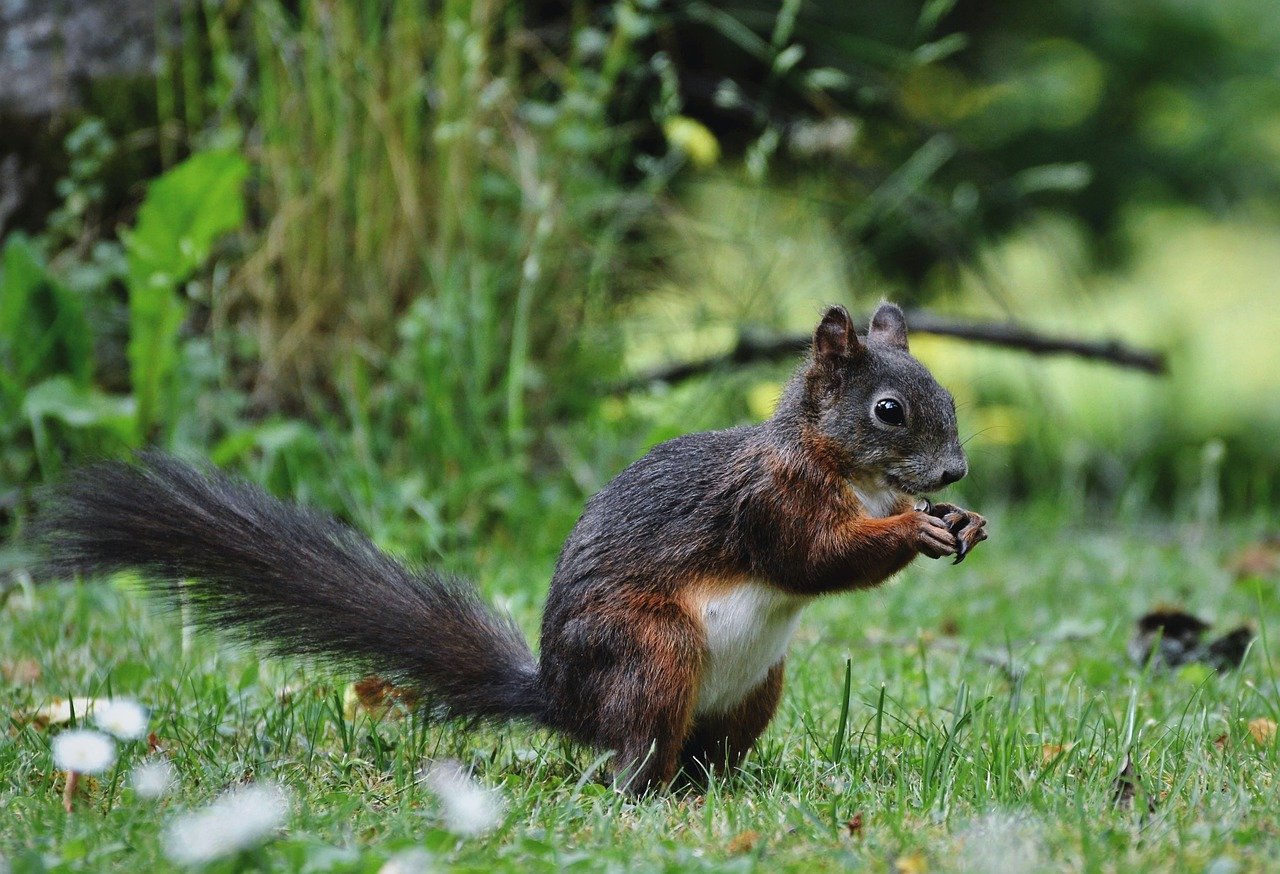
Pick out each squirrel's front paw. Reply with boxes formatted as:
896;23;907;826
926;502;988;564
911;511;957;559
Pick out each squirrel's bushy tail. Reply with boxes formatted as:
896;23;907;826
37;452;542;724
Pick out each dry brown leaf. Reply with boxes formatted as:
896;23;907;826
28;697;102;729
2;658;41;684
1041;742;1073;764
1228;539;1280;579
726;830;759;854
354;676;395;708
1247;717;1277;746
343;675;419;720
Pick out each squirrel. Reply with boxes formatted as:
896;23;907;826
38;302;987;794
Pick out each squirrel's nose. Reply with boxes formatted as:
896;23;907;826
939;464;966;486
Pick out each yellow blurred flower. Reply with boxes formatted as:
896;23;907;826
664;116;721;168
747;380;782;420
972;404;1026;446
600;396;627;422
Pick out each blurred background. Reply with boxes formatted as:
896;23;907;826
2;0;1278;576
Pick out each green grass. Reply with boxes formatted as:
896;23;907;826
3;501;1278;872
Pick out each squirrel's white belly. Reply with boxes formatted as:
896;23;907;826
852;482;907;518
695;582;808;716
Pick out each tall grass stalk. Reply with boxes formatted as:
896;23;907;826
167;0;658;535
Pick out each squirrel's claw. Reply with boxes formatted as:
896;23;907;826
923;501;988;564
952;517;989;564
912;511;958;559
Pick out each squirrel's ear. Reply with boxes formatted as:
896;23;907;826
868;302;909;351
814;305;861;365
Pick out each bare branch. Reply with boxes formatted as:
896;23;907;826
610;309;1166;394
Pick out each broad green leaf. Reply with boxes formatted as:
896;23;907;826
125;149;251;284
22;375;136;471
22;376;136;432
210;419;313;466
124;149;249;441
237;659;260;692
0;234;93;391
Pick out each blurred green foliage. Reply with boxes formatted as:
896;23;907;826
125;148;248;443
658;0;1280;282
0;235;103;484
1;0;1278;550
0;148;245;489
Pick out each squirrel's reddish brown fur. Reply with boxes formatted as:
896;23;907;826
38;302;988;795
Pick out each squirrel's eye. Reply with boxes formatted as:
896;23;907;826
874;398;906;426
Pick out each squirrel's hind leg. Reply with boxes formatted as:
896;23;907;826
678;660;784;787
568;599;705;796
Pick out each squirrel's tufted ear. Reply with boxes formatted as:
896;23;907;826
868;301;909;351
813;305;861;366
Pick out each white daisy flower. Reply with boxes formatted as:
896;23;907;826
52;730;116;775
956;811;1045;874
131;758;176;799
93;699;149;740
162;782;290;866
422;760;504;837
378;848;433;874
